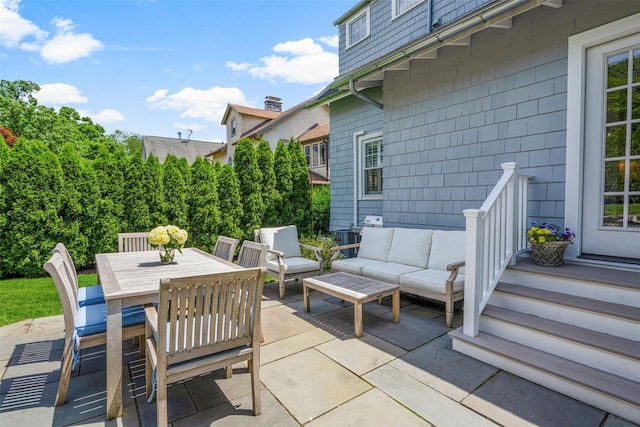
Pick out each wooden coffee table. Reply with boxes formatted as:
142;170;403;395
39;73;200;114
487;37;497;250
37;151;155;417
303;272;400;337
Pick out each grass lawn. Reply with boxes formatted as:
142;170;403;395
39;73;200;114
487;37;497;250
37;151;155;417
0;274;97;326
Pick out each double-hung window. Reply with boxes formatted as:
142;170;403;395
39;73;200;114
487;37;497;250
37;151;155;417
347;6;370;48
231;118;237;137
304;142;328;167
359;133;383;198
392;0;424;19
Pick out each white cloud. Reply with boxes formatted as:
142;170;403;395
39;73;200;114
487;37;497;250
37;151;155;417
146;86;247;124
318;35;339;48
0;0;103;63
35;83;88;104
91;109;124;123
0;0;48;48
227;37;338;85
40;18;103;63
225;61;253;71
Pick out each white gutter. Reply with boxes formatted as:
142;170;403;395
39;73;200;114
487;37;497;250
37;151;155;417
349;80;383;109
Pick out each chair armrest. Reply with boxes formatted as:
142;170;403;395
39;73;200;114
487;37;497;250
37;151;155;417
299;243;323;262
143;303;158;337
445;261;465;288
329;243;361;261
268;248;285;258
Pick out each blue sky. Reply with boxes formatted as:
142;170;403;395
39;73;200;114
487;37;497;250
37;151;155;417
0;0;352;142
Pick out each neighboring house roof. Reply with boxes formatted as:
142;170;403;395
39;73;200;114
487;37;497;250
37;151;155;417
299;123;329;143
142;135;224;164
221;104;281;125
309;170;330;185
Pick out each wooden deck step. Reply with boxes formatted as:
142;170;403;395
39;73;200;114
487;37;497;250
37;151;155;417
449;329;640;407
495;283;640;322
508;258;640;290
483;305;640;359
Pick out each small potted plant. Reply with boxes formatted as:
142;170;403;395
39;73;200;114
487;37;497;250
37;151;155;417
148;225;189;264
526;222;575;266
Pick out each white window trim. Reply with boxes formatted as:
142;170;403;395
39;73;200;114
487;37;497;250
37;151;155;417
392;0;425;20
346;6;370;49
356;130;383;200
565;12;640;260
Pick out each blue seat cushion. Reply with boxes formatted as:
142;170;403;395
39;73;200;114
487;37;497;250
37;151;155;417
78;285;104;307
75;303;145;337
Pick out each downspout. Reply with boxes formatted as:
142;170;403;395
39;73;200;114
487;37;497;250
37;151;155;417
349;80;383;109
353;130;365;228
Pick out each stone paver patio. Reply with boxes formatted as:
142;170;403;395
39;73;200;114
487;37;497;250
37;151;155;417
1;281;638;426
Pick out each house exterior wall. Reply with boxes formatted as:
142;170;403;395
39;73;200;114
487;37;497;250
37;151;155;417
261;106;329;151
337;0;494;75
330;87;383;230
329;0;640;232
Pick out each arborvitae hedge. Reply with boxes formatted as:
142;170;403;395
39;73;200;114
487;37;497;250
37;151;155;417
0;138;327;278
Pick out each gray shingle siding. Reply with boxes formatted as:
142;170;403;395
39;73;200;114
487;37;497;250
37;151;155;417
330;0;640;232
329;88;384;231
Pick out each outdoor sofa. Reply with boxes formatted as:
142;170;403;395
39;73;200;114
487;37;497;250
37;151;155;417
330;226;466;327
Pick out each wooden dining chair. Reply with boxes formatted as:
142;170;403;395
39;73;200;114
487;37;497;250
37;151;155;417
144;267;266;427
44;252;146;406
52;242;104;307
212;235;240;262
237;241;269;269
118;232;154;252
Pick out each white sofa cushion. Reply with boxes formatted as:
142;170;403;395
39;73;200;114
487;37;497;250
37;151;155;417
427;230;466;271
265;257;319;274
399;269;465;294
259;225;302;260
362;262;422;284
332;258;384;275
357;227;394;262
388;228;433;268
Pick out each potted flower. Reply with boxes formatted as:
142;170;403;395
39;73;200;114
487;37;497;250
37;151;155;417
148;225;189;264
526;222;575;266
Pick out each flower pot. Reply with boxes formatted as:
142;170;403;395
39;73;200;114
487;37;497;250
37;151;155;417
159;247;175;264
530;241;570;266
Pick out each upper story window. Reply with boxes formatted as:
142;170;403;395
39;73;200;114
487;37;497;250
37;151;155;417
347;6;370;48
392;0;424;19
231;118;236;137
304;142;328;167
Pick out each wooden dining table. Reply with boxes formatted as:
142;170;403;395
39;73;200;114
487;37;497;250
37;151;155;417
95;247;240;420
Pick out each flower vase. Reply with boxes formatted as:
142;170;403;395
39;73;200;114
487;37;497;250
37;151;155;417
159;247;175;264
530;241;570;266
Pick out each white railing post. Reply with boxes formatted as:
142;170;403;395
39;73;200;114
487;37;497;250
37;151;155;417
500;162;519;266
463;208;484;337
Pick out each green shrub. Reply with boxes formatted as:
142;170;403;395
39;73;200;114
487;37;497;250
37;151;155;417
300;234;337;272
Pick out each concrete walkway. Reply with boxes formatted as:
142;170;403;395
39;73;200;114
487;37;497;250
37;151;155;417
1;283;638;426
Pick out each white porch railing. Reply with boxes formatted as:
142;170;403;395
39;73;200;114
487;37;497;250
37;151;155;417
462;162;530;337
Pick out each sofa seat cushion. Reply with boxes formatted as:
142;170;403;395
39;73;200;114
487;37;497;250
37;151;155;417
388;228;433;268
331;258;384;275
259;225;302;260
357;227;394;262
399;269;465;294
266;257;319;275
362;262;422;284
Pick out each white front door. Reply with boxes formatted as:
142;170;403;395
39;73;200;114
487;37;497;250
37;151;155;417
582;34;640;259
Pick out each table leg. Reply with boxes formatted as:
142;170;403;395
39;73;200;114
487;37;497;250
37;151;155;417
106;299;123;420
354;302;363;337
391;290;400;323
303;284;311;313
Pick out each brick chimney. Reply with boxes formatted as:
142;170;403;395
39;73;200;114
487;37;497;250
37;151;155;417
264;96;282;112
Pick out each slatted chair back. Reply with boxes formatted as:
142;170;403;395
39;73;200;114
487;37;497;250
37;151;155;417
237;241;269;269
118;232;153;252
52;243;80;305
145;267;266;426
44;252;145;407
212;235;240;262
